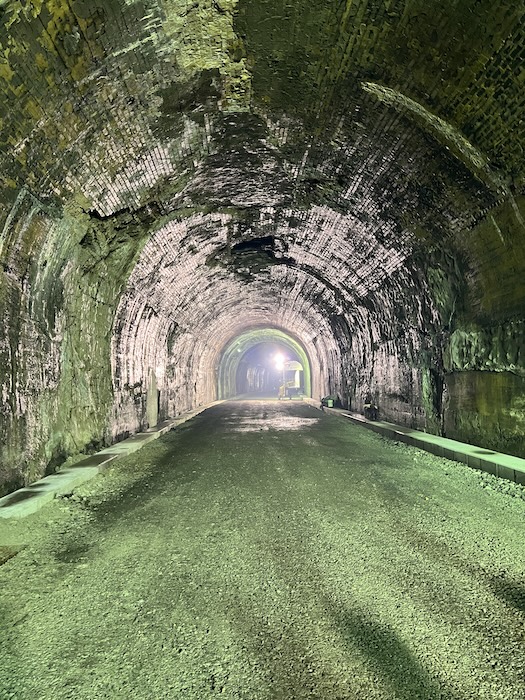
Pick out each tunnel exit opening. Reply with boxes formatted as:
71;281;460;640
217;328;313;400
235;343;305;398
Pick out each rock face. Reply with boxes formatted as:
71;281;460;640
0;0;524;494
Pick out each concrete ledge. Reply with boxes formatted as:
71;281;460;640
305;399;525;486
0;402;222;520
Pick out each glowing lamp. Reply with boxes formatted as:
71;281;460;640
274;352;285;371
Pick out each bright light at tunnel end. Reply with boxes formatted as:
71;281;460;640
274;352;286;371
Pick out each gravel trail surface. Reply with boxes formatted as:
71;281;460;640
1;400;524;699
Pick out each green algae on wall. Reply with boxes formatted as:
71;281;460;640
420;366;443;435
456;195;525;321
441;196;525;458
445;371;525;458
234;0;524;184
0;273;28;494
0;197;153;496
445;321;525;377
38;205;153;473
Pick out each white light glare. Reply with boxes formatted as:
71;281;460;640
274;352;285;371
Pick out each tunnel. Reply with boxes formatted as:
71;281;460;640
1;2;525;696
216;328;313;399
0;0;524;493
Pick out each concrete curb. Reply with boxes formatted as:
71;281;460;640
0;402;223;520
306;399;525;486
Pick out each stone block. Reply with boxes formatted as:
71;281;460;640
478;459;498;477
496;464;515;482
466;454;482;469
514;469;525;486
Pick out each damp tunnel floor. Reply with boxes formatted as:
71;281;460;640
1;401;524;700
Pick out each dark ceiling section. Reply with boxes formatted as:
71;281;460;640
0;0;524;493
235;0;524;184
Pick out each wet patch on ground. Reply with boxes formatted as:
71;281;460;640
224;415;320;432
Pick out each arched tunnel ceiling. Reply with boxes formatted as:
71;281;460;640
1;0;523;227
1;0;525;475
111;213;340;405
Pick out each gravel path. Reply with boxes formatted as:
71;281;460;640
1;400;524;700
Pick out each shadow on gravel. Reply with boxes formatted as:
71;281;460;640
80;419;205;526
331;606;463;700
488;575;525;612
0;603;29;699
399;525;525;616
53;542;92;564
